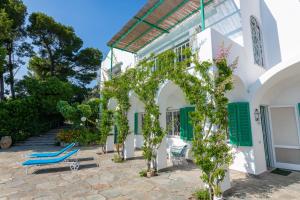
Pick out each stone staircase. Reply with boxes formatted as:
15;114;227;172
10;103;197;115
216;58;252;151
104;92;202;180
15;128;62;147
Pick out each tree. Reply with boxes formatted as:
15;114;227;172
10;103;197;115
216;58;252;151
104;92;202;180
27;13;102;87
74;48;103;87
0;0;27;99
191;46;237;199
0;9;12;100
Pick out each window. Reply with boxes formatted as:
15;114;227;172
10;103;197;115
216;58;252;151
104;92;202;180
166;110;180;136
174;41;190;63
250;16;264;67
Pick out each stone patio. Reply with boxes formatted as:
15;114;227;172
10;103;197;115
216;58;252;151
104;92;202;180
1;131;300;199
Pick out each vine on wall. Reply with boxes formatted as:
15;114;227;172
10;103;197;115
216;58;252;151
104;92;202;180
100;45;237;199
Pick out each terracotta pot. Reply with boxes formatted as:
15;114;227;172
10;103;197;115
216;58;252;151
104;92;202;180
147;170;156;178
0;136;12;149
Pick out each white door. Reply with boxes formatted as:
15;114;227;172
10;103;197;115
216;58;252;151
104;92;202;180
269;106;300;170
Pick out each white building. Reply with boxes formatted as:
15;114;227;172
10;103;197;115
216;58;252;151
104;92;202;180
101;0;300;176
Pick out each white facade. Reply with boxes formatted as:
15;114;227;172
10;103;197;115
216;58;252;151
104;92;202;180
102;0;300;176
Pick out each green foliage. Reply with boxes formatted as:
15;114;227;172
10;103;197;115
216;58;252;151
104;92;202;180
194;189;210;200
57;101;79;124
139;169;147;177
0;9;12;41
57;98;100;129
100;69;134;158
56;128;99;146
0;77;75;142
27;12;102;87
0;0;28;98
16;77;74;117
57;98;101;146
77;104;92;118
0;97;58;142
112;154;123;163
100;45;235;197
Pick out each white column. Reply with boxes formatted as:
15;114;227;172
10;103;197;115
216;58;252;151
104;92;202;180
220;169;231;193
156;136;168;170
106;135;114;152
134;135;144;149
124;133;135;159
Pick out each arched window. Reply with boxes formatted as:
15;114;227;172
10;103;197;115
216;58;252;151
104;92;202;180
250;16;264;67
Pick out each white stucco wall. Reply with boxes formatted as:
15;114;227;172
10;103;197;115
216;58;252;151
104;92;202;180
128;92;145;149
101;0;300;174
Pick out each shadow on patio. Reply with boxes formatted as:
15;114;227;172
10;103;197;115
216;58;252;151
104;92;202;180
225;170;300;199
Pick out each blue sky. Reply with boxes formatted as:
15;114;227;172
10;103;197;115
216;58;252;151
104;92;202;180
18;0;147;78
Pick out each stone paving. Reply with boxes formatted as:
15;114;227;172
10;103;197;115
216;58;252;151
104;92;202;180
0;145;204;200
1;130;300;199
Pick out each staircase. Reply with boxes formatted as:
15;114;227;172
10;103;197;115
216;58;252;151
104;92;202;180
15;128;62;147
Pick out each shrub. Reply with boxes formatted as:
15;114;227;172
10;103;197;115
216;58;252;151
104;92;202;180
56;128;99;146
57;98;100;146
112;154;123;163
0;77;75;143
194;189;210;200
139;170;147;177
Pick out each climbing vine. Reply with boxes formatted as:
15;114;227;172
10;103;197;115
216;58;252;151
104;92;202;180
130;53;168;173
100;69;134;160
100;45;237;199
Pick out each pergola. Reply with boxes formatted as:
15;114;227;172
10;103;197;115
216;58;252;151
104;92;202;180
107;0;214;78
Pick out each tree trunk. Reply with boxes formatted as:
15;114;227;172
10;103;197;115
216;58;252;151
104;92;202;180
209;186;214;200
0;71;4;101
147;160;151;172
7;43;15;99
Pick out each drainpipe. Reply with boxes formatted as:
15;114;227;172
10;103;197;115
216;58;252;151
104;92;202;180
200;0;205;30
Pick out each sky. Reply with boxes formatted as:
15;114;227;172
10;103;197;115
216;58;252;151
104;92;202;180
18;0;147;78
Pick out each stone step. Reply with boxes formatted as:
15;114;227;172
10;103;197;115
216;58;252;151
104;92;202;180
14;127;63;147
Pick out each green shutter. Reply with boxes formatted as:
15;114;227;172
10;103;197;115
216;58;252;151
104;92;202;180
237;102;252;146
186;107;195;141
227;102;253;146
180;106;195;141
180;108;187;140
228;103;239;145
114;125;118;144
298;103;300;116
134;112;138;135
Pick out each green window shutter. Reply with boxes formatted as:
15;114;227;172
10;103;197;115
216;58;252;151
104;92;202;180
134;112;138;135
237;102;253;146
186;107;195;141
180;106;195;141
228;103;239;145
298;103;300;116
114;125;118;144
180;108;187;140
227;102;253;146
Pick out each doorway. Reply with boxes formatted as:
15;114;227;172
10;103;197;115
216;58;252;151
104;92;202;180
260;105;274;169
269;106;300;170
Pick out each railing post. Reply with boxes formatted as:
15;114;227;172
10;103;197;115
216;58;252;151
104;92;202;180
200;0;205;30
110;47;113;80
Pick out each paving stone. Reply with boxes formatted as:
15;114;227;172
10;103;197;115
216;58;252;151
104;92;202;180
2;129;300;199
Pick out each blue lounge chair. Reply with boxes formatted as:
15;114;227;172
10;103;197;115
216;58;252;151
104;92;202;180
22;149;80;174
27;143;75;158
170;145;188;166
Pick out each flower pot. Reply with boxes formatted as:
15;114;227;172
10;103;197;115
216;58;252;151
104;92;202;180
213;195;223;200
0;136;12;149
146;170;156;178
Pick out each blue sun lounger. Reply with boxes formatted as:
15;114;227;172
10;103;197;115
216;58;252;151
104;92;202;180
22;149;80;174
27;143;75;158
